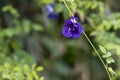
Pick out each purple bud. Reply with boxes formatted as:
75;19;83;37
45;3;59;19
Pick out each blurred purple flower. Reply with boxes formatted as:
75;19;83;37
45;3;59;19
62;16;82;38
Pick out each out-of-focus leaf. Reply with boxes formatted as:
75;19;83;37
27;73;33;80
4;28;14;37
91;2;98;9
54;4;63;13
0;66;3;71
23;20;31;34
99;2;104;13
32;64;36;70
40;0;54;4
99;45;106;54
32;71;39;79
2;5;20;17
36;66;44;72
40;77;44;80
32;24;43;31
23;64;30;73
106;57;115;64
2;5;12;12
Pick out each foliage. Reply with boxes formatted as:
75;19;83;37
0;3;44;80
0;63;44;80
0;0;120;80
0;51;44;80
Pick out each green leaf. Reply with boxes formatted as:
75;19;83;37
23;20;31;34
84;2;92;9
71;2;77;11
2;5;20;17
0;66;3;71
99;2;104;13
36;66;44;72
27;73;33;80
91;2;98;9
32;64;36;70
13;66;22;72
32;71;39;79
23;64;30;74
2;5;12;12
32;24;43;31
4;63;11;69
13;27;22;35
102;54;107;58
106;58;111;64
106;52;111;57
58;0;63;3
99;45;106;54
40;0;54;4
10;9;20;17
40;77;44;80
4;28;14;37
106;57;115;64
54;4;63;13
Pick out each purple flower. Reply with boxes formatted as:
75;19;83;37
45;3;59;19
62;16;82;38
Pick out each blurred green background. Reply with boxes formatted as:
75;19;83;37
0;0;120;80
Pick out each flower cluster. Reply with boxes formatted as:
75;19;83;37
62;16;82;38
45;3;59;19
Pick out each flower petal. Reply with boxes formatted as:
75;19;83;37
72;24;82;38
48;13;59;19
45;3;59;19
77;24;83;33
62;26;72;38
72;33;80;38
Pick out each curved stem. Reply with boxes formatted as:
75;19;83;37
82;31;112;80
63;0;74;16
62;0;112;80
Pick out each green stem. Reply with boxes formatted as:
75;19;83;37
63;0;73;15
62;0;112;80
82;31;112;80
